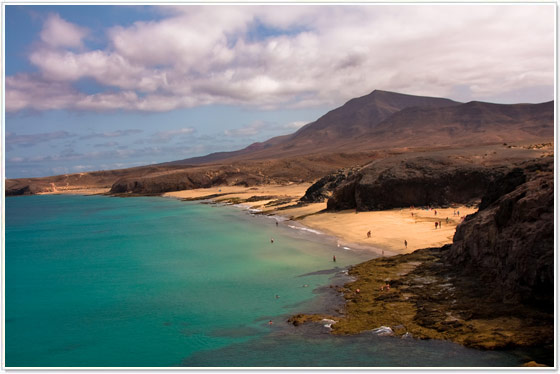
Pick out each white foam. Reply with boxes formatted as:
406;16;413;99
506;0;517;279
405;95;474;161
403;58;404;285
287;225;323;235
370;326;394;336
343;246;351;250
321;319;337;329
232;204;262;213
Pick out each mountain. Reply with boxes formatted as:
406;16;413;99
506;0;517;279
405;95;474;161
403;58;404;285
6;89;554;196
284;89;460;147
168;90;552;166
166;90;461;165
356;100;554;148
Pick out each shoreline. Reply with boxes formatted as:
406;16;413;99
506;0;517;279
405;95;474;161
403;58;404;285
163;183;477;257
26;183;477;269
17;185;551;365
169;186;552;365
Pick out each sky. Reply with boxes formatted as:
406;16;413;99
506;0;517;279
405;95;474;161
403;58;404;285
4;4;555;179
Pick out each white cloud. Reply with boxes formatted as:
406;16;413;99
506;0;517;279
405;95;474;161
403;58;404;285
40;13;88;48
153;127;195;141
224;121;266;137
6;74;81;112
283;121;307;130
6;5;555;113
81;129;143;139
7;130;75;146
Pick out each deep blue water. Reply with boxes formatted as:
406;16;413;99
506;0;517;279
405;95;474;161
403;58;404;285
5;195;530;367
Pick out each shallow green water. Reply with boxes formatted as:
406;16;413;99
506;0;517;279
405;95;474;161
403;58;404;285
5;195;529;367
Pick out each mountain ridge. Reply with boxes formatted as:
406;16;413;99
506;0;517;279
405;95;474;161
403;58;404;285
6;89;554;195
166;89;462;165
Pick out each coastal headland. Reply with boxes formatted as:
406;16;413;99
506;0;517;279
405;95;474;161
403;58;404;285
289;156;554;366
5;90;554;364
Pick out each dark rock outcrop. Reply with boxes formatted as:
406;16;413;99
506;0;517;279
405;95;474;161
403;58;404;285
291;157;553;360
5;184;35;196
327;155;509;211
300;168;358;203
108;153;376;195
444;157;554;307
110;171;214;194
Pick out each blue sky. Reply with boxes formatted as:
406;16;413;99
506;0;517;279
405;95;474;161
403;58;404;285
4;4;555;178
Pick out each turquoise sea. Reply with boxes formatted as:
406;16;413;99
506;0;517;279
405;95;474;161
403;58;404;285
5;195;535;367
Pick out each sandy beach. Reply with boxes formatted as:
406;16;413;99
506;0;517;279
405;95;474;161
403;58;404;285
164;184;477;256
37;187;111;195
300;206;476;255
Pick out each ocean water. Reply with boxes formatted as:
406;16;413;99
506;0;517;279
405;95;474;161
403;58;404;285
5;195;529;367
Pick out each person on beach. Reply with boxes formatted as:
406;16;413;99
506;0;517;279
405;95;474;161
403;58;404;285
355;288;360;294
435;222;438;229
446;217;449;224
271;238;274;243
439;221;442;228
333;255;336;262
276;221;278;227
367;230;371;238
434;210;437;216
382;250;384;256
404;240;407;248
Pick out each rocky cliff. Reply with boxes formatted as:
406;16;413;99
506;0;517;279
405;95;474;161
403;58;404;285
109;153;375;195
291;155;554;360
326;154;510;211
299;167;359;203
444;156;554;307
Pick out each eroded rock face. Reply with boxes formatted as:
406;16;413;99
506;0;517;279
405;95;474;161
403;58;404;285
327;156;508;211
110;170;233;194
300;168;358;203
445;157;554;307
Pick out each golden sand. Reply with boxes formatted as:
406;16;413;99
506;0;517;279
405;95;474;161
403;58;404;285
300;206;476;255
164;183;476;256
37;187;111;195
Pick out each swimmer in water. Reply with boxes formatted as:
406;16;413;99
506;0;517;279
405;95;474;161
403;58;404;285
271;238;274;243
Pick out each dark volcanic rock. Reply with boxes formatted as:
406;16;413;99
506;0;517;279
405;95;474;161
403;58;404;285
327;156;508;211
292;156;553;359
444;157;554;307
300;168;358;203
5;184;34;196
111;171;215;194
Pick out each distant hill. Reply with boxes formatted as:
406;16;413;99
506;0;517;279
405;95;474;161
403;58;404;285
350;100;554;149
165;90;461;165
6;89;554;196
167;90;552;165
